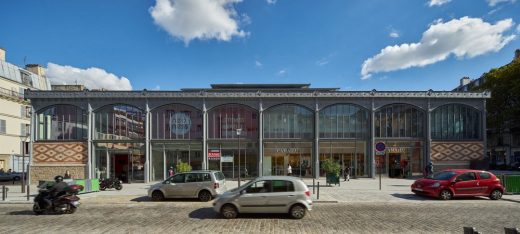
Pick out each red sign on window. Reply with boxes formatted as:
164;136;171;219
208;149;221;160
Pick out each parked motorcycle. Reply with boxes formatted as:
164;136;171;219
99;178;123;191
33;184;83;215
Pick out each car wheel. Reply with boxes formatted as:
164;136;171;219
289;204;306;219
221;204;238;219
115;184;123;190
439;189;452;200
151;191;165;201
33;204;44;215
489;189;502;200
198;190;212;202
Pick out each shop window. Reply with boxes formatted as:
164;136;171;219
37;105;88;140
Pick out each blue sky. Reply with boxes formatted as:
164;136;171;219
1;0;519;91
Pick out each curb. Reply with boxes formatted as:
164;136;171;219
313;200;338;203
0;201;32;204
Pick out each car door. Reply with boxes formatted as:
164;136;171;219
265;180;296;213
236;180;271;213
476;172;494;195
163;174;185;198
452;172;479;196
182;173;203;197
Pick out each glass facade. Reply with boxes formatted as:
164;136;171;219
95;104;145;140
151;142;203;181
319;141;367;177
37;105;88;140
375;141;423;177
208;104;259;140
319;104;369;139
207;142;259;179
94;142;145;183
263;104;313;139
263;142;313;177
375;104;425;138
152;104;203;140
431;104;481;140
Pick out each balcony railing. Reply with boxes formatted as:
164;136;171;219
0;86;24;101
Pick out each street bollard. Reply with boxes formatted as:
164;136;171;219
2;185;5;201
313;179;315;194
26;185;30;201
317;182;320;200
463;227;479;234
505;227;520;234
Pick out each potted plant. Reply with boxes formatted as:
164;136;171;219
321;158;341;186
176;160;192;173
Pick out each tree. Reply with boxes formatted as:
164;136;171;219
474;58;520;133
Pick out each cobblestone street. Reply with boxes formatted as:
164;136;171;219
1;199;519;234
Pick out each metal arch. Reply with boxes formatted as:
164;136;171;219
262;102;315;114
430;102;483;112
319;102;371;113
149;102;203;112
91;102;145;113
374;102;427;113
34;103;87;114
205;102;260;112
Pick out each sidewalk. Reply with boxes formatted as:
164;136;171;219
2;177;519;204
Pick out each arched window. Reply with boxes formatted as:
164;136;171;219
431;104;481;140
375;104;425;138
95;104;145;140
37;105;87;140
319;104;369;139
263;104;313;139
208;104;258;139
151;104;202;140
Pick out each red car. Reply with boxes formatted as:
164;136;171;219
411;169;505;200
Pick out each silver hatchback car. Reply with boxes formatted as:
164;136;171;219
148;170;227;202
213;176;312;219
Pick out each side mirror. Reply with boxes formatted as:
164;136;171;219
240;190;246;195
163;180;170;184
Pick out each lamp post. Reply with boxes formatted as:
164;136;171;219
236;128;242;187
20;133;29;193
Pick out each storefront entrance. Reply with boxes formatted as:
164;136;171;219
376;141;423;178
263;142;312;177
94;143;145;183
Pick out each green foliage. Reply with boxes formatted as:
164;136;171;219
474;58;520;131
321;158;341;176
176;160;192;173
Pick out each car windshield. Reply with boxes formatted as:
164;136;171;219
431;171;457;180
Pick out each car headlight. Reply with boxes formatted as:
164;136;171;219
431;182;440;188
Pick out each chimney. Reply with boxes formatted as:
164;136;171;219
460;77;471;87
25;64;45;77
0;47;5;61
515;49;520;61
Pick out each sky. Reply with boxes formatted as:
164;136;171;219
1;0;520;91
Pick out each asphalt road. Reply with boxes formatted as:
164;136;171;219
1;198;519;234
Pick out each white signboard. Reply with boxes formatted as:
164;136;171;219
170;112;191;135
221;156;234;163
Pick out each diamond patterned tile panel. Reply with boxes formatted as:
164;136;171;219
33;142;87;164
431;141;484;161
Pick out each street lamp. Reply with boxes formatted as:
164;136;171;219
236;128;242;187
20;133;30;193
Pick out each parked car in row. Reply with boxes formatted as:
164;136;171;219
213;176;312;219
0;172;23;182
411;169;505;200
148;170;227;202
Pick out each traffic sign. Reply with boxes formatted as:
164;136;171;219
375;142;386;152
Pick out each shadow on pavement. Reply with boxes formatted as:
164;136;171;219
391;193;433;201
130;196;207;203
8;210;34;216
188;208;292;220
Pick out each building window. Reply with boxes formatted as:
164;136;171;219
319;104;369;139
20;123;29;136
263;104;313;139
37;105;88;140
208;104;258;140
95;104;145;140
0;119;6;134
375;104;425;138
431;104;481;140
151;104;203;140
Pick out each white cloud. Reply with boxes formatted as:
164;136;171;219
428;0;452;6
149;0;247;45
389;31;400;38
277;69;287;76
267;0;277;4
316;58;329;66
255;60;263;68
487;0;516;6
517;24;520;32
361;17;516;79
46;63;132;90
153;85;161;90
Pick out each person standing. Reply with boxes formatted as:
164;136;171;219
168;167;175;177
344;166;351;181
64;170;72;179
287;164;292;176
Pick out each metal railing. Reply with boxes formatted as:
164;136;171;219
0;86;24;100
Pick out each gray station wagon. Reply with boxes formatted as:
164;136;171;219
213;176;312;219
148;170;226;202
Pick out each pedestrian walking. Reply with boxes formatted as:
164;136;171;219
287;164;292;176
424;162;433;178
168;167;175;177
344;166;350;181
